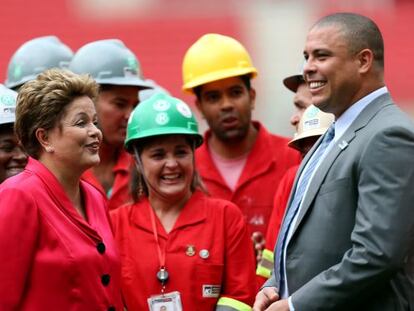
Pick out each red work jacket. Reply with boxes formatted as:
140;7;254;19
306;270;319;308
110;190;257;311
195;122;301;237
266;165;299;251
0;157;123;310
82;149;133;211
256;165;299;286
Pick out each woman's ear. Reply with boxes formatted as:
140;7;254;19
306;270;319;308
35;128;55;153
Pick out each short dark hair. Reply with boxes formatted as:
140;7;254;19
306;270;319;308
15;68;99;158
193;74;252;101
314;12;384;69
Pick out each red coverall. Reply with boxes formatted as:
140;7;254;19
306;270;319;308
0;157;123;310
256;165;299;286
195;122;301;237
110;190;256;311
82;149;133;210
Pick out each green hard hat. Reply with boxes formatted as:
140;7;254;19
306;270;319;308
0;84;18;126
69;39;152;88
5;36;74;90
125;93;203;152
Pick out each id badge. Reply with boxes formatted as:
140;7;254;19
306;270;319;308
147;291;183;311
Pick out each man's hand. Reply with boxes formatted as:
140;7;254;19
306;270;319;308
252;287;279;311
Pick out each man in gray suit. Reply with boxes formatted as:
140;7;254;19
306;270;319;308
253;12;414;311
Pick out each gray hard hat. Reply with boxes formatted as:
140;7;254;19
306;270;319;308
0;84;18;126
69;39;152;88
4;36;74;89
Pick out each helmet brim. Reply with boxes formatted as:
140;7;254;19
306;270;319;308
125;129;203;152
283;74;304;93
182;68;257;94
96;76;154;89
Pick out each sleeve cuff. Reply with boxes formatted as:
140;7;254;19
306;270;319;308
288;296;295;311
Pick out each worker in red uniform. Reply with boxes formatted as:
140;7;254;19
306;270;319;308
0;84;27;184
0;69;122;310
256;105;334;283
69;39;153;210
254;67;315;282
110;93;256;311
4;36;73;91
181;33;301;260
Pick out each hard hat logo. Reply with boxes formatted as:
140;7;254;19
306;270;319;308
0;84;18;125
153;100;171;112
155;112;169;125
1;94;16;106
176;102;192;118
127;57;138;71
305;105;320;118
303;118;320;131
12;63;23;80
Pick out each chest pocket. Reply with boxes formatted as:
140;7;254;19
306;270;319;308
193;263;224;307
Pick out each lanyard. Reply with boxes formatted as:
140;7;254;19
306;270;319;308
149;204;169;293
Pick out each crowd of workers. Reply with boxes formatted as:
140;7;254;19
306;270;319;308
0;11;413;311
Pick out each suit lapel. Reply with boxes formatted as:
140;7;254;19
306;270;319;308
290;93;394;237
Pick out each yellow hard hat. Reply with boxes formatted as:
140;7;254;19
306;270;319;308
289;105;335;151
182;33;258;93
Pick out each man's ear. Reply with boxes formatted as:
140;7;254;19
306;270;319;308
35;128;55;153
249;88;256;110
357;48;374;74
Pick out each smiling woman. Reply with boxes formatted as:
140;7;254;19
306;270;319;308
0;84;27;183
110;93;257;311
0;69;123;310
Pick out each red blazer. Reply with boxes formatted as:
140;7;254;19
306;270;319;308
110;190;257;311
0;157;123;310
195;122;301;237
82;149;133;211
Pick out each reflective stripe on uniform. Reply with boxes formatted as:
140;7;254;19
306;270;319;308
256;248;274;279
216;297;252;311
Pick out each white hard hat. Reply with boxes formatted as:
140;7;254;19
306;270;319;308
288;105;334;151
0;84;18;126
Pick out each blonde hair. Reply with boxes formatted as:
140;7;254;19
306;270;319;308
15;68;99;158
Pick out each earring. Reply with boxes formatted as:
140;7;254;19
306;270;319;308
45;146;55;153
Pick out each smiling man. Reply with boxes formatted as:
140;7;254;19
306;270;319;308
254;12;414;311
182;34;301;261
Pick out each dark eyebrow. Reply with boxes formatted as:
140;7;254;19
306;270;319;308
314;48;332;55
0;138;15;144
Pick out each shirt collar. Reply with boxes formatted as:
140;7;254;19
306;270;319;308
334;86;388;141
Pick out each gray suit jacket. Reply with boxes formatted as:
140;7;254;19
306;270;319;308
265;93;414;310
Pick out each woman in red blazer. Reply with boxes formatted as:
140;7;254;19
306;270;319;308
0;69;122;310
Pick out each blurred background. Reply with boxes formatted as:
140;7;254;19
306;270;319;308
1;0;413;136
